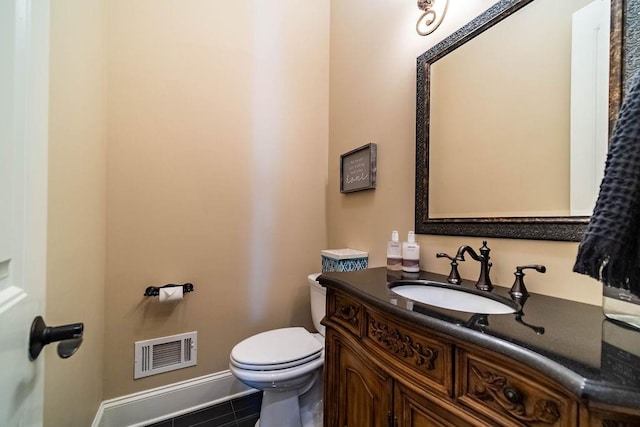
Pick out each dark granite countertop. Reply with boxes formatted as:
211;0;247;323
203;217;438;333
318;267;640;410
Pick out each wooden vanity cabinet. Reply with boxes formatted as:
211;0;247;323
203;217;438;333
322;288;640;427
325;329;482;427
324;288;488;427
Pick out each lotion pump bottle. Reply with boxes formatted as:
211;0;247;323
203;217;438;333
402;231;420;273
386;231;402;271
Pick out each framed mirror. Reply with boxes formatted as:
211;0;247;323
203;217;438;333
415;0;636;241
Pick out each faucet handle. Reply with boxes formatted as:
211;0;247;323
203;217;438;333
509;264;546;298
436;253;462;285
518;264;546;274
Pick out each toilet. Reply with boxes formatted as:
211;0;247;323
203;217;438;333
229;273;326;427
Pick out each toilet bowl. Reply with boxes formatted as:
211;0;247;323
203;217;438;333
229;273;325;427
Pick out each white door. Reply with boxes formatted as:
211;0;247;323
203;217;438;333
570;0;611;215
0;1;50;426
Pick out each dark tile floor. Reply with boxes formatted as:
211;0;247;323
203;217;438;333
146;392;262;427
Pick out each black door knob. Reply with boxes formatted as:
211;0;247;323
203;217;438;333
29;316;84;361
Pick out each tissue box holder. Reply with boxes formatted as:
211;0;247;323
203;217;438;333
322;249;368;273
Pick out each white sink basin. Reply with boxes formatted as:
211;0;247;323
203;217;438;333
390;281;517;314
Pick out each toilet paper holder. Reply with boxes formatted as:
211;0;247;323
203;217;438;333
144;283;194;297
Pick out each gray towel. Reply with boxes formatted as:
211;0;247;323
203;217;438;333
574;70;640;294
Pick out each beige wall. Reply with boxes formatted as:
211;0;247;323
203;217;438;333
104;1;330;398
328;0;602;305
46;1;106;426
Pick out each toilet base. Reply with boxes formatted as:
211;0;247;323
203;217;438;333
257;389;302;427
299;374;323;427
255;375;323;427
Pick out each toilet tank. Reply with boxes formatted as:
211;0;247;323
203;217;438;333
308;273;326;336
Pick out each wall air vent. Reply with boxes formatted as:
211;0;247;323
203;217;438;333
134;331;197;379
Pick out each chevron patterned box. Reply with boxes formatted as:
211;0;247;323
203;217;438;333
321;249;368;273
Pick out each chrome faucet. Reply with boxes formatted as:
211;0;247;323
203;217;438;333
455;241;493;291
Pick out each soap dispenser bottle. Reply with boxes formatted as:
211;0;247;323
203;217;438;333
402;231;420;273
386;231;402;271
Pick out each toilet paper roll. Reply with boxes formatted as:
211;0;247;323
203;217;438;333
159;286;183;302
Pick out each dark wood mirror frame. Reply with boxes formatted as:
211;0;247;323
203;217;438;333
415;0;632;241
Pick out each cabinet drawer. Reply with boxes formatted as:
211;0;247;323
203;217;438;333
363;307;453;396
457;348;577;427
326;290;362;336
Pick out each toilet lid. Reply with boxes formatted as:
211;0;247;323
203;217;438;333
231;327;323;367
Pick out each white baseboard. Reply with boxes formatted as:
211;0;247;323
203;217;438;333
92;370;255;427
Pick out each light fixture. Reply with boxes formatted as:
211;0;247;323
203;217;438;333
416;0;449;36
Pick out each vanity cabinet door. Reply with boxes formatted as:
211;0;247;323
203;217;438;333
394;381;487;427
326;331;393;427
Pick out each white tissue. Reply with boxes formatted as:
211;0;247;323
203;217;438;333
159;286;183;302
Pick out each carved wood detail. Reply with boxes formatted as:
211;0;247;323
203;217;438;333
470;365;561;424
335;299;359;327
368;318;439;370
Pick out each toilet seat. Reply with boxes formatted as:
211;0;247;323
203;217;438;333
230;327;323;371
230;350;322;371
229;352;324;387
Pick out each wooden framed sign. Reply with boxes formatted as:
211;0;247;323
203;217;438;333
340;143;377;193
